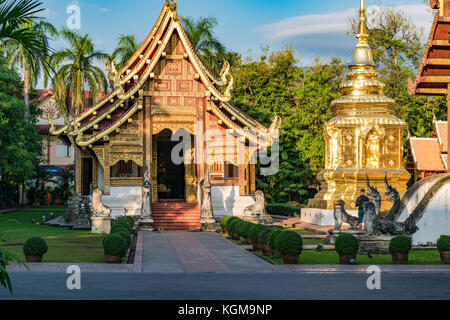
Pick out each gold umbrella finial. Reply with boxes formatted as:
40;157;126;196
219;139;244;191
356;0;368;44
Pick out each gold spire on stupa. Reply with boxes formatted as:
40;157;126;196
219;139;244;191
305;0;410;213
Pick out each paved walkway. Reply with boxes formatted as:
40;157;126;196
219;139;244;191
141;231;274;273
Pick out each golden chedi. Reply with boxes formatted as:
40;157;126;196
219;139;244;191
305;0;410;222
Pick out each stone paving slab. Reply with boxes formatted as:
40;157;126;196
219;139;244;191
7;263;134;273
169;232;232;273
141;231;185;273
271;264;450;273
192;232;274;273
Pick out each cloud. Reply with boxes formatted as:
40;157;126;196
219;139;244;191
255;4;432;60
99;8;109;13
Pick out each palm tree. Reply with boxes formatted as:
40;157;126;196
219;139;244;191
45;28;109;118
0;0;49;67
4;20;57;116
112;34;139;69
180;16;226;72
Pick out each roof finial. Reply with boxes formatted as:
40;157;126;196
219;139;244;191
356;0;369;45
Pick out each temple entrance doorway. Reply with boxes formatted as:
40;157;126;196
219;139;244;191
156;130;186;201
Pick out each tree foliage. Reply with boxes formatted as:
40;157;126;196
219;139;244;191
232;46;345;203
111;34;140;70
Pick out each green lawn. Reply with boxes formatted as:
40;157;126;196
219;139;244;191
0;208;105;263
255;249;442;265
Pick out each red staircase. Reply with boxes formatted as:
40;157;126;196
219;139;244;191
152;202;201;230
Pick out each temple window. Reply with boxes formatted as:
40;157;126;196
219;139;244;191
224;162;238;178
111;160;142;178
55;142;72;157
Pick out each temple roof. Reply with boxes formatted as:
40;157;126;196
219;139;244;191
49;0;279;148
410;138;446;172
408;1;450;96
410;120;448;172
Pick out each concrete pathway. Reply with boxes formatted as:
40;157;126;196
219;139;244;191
141;231;274;273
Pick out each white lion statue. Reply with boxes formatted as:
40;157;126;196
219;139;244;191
92;188;111;217
243;190;273;223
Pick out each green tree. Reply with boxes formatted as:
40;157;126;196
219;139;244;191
180;16;226;72
0;0;49;66
45;28;109;118
232;46;346;203
111;34;139;70
4;20;57;116
0;56;40;293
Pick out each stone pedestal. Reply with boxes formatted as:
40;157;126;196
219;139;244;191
91;216;111;234
357;235;396;254
327;229;398;254
139;218;154;231
201;217;216;231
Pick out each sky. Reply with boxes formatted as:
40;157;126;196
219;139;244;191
38;0;433;87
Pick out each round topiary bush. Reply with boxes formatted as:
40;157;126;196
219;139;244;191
437;235;450;252
248;224;266;243
226;216;240;234
268;229;283;250
23;236;48;256
276;231;303;256
220;216;230;231
228;218;242;235
103;234;127;257
116;216;134;231
113;220;132;233
114;231;132;248
239;222;254;239
335;233;359;255
258;228;272;246
389;236;412;254
234;220;246;237
111;224;130;235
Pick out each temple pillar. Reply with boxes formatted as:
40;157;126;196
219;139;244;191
238;137;246;196
75;147;82;194
152;138;158;203
448;84;450;173
104;143;110;195
92;157;98;189
185;141;197;203
250;163;256;194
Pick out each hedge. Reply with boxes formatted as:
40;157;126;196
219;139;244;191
389;236;412;254
248;224;267;243
335;233;359;255
266;204;301;217
437;235;450;252
268;229;283;250
103;234;127;257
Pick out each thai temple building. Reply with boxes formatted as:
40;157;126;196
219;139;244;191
408;0;450;175
409;120;448;181
49;0;280;229
302;0;410;225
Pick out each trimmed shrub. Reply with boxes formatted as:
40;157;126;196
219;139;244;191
268;229;283;250
226;216;240;234
437;235;450;252
239;221;254;239
248;224;267;243
266;204;301;217
113;220;132;233
23;236;48;256
258;228;272;246
111;224;130;235
220;216;230;230
276;231;303;255
335;233;359;255
116;216;134;231
115;231;132;248
389;236;412;254
234;220;246;236
228;218;242;235
103;234;127;257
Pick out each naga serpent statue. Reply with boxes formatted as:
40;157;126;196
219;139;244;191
363;174;418;236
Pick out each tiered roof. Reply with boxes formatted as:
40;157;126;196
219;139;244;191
408;0;450;96
49;0;280;148
410;121;448;172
